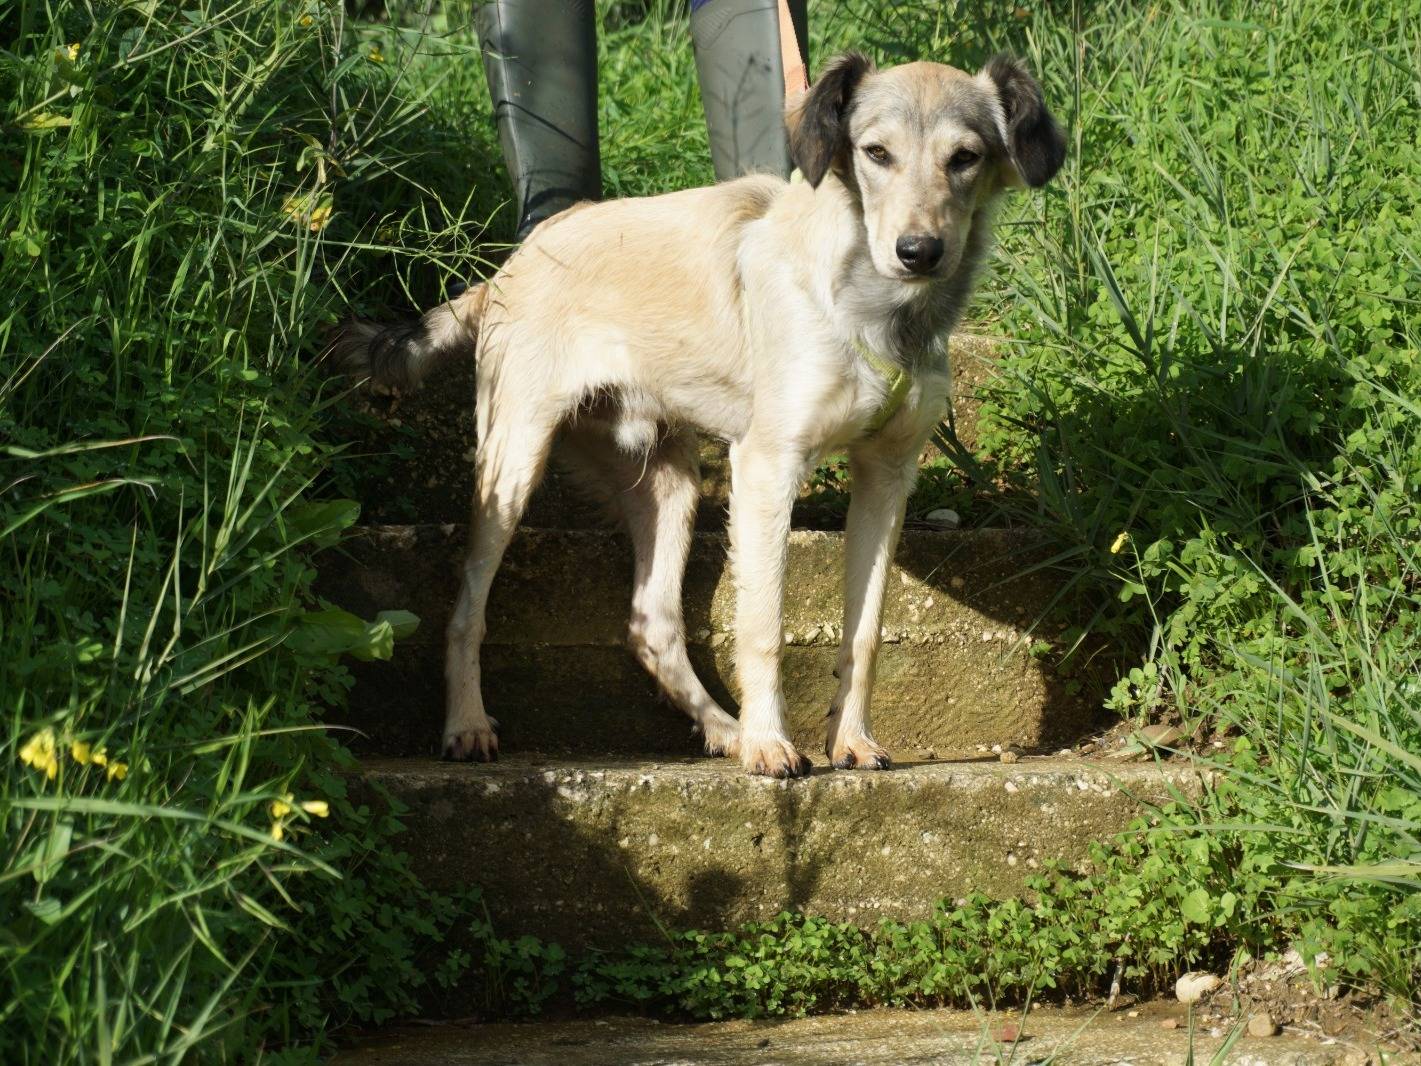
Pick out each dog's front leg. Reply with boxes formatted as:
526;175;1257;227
727;440;813;779
826;443;918;770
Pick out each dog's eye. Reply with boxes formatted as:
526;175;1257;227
948;149;981;170
863;144;891;165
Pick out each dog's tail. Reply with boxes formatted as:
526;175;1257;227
326;283;487;391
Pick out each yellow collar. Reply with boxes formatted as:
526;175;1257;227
852;339;914;435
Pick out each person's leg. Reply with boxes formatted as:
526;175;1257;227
475;0;601;240
690;0;808;181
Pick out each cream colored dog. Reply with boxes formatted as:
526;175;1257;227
331;53;1064;778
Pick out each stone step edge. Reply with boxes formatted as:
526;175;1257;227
357;753;1202;794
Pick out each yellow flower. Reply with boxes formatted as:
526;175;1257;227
1109;532;1130;554
71;740;92;765
105;761;128;782
281;193;333;233
67;43;80;61
19;728;59;780
367;45;384;63
90;749;108;767
300;800;330;818
270;795;294;819
270;822;285;843
300;14;313;26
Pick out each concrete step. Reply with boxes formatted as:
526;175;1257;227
333;1008;1363;1066
355;755;1197;953
317;526;1106;759
340;335;1001;527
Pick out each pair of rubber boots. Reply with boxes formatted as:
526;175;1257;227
477;0;809;240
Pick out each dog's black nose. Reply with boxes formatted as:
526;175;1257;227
895;234;944;274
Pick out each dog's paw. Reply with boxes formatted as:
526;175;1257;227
698;715;742;759
442;716;499;762
827;733;892;771
740;735;812;779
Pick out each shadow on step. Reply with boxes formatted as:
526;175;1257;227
319;523;1115;762
352;754;1184;995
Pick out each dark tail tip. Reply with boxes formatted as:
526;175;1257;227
323;317;422;391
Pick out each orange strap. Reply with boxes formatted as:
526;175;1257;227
778;0;808;101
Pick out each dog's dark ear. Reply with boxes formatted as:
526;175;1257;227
982;54;1065;188
787;52;873;187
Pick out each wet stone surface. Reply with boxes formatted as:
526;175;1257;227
333;1005;1389;1065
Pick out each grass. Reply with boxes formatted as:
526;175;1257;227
1;0;1417;1060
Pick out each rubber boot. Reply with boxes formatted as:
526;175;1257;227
476;0;601;240
690;0;808;181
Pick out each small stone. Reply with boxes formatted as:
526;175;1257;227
924;507;961;529
1175;972;1222;1004
1140;723;1183;747
1159;1018;1180;1030
1248;1013;1279;1038
993;1023;1020;1043
710;633;728;648
950;576;965;590
1127;1010;1140;1018
756;1038;771;1049
1000;750;1020;764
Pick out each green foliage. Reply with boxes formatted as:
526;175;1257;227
456;799;1337;1021
962;0;1421;1008
0;1;482;1060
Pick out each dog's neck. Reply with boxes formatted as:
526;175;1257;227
805;171;999;373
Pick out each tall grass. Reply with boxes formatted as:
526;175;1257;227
1;1;486;1060
967;0;1421;1004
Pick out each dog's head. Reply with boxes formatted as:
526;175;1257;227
788;53;1065;284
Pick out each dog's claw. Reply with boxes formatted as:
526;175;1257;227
742;737;812;779
442;724;499;762
828;735;893;771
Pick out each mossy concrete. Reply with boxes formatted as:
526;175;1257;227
356;756;1198;951
319;527;1106;758
334;1007;1371;1066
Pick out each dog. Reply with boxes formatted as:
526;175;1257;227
330;52;1064;778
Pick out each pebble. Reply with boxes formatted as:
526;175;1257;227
1000;750;1020;764
1140;723;1183;747
1159;1018;1180;1030
993;1023;1020;1043
924;508;961;529
1248;1013;1280;1037
1175;972;1222;1004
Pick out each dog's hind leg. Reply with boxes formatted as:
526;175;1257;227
559;423;741;757
444;399;561;761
